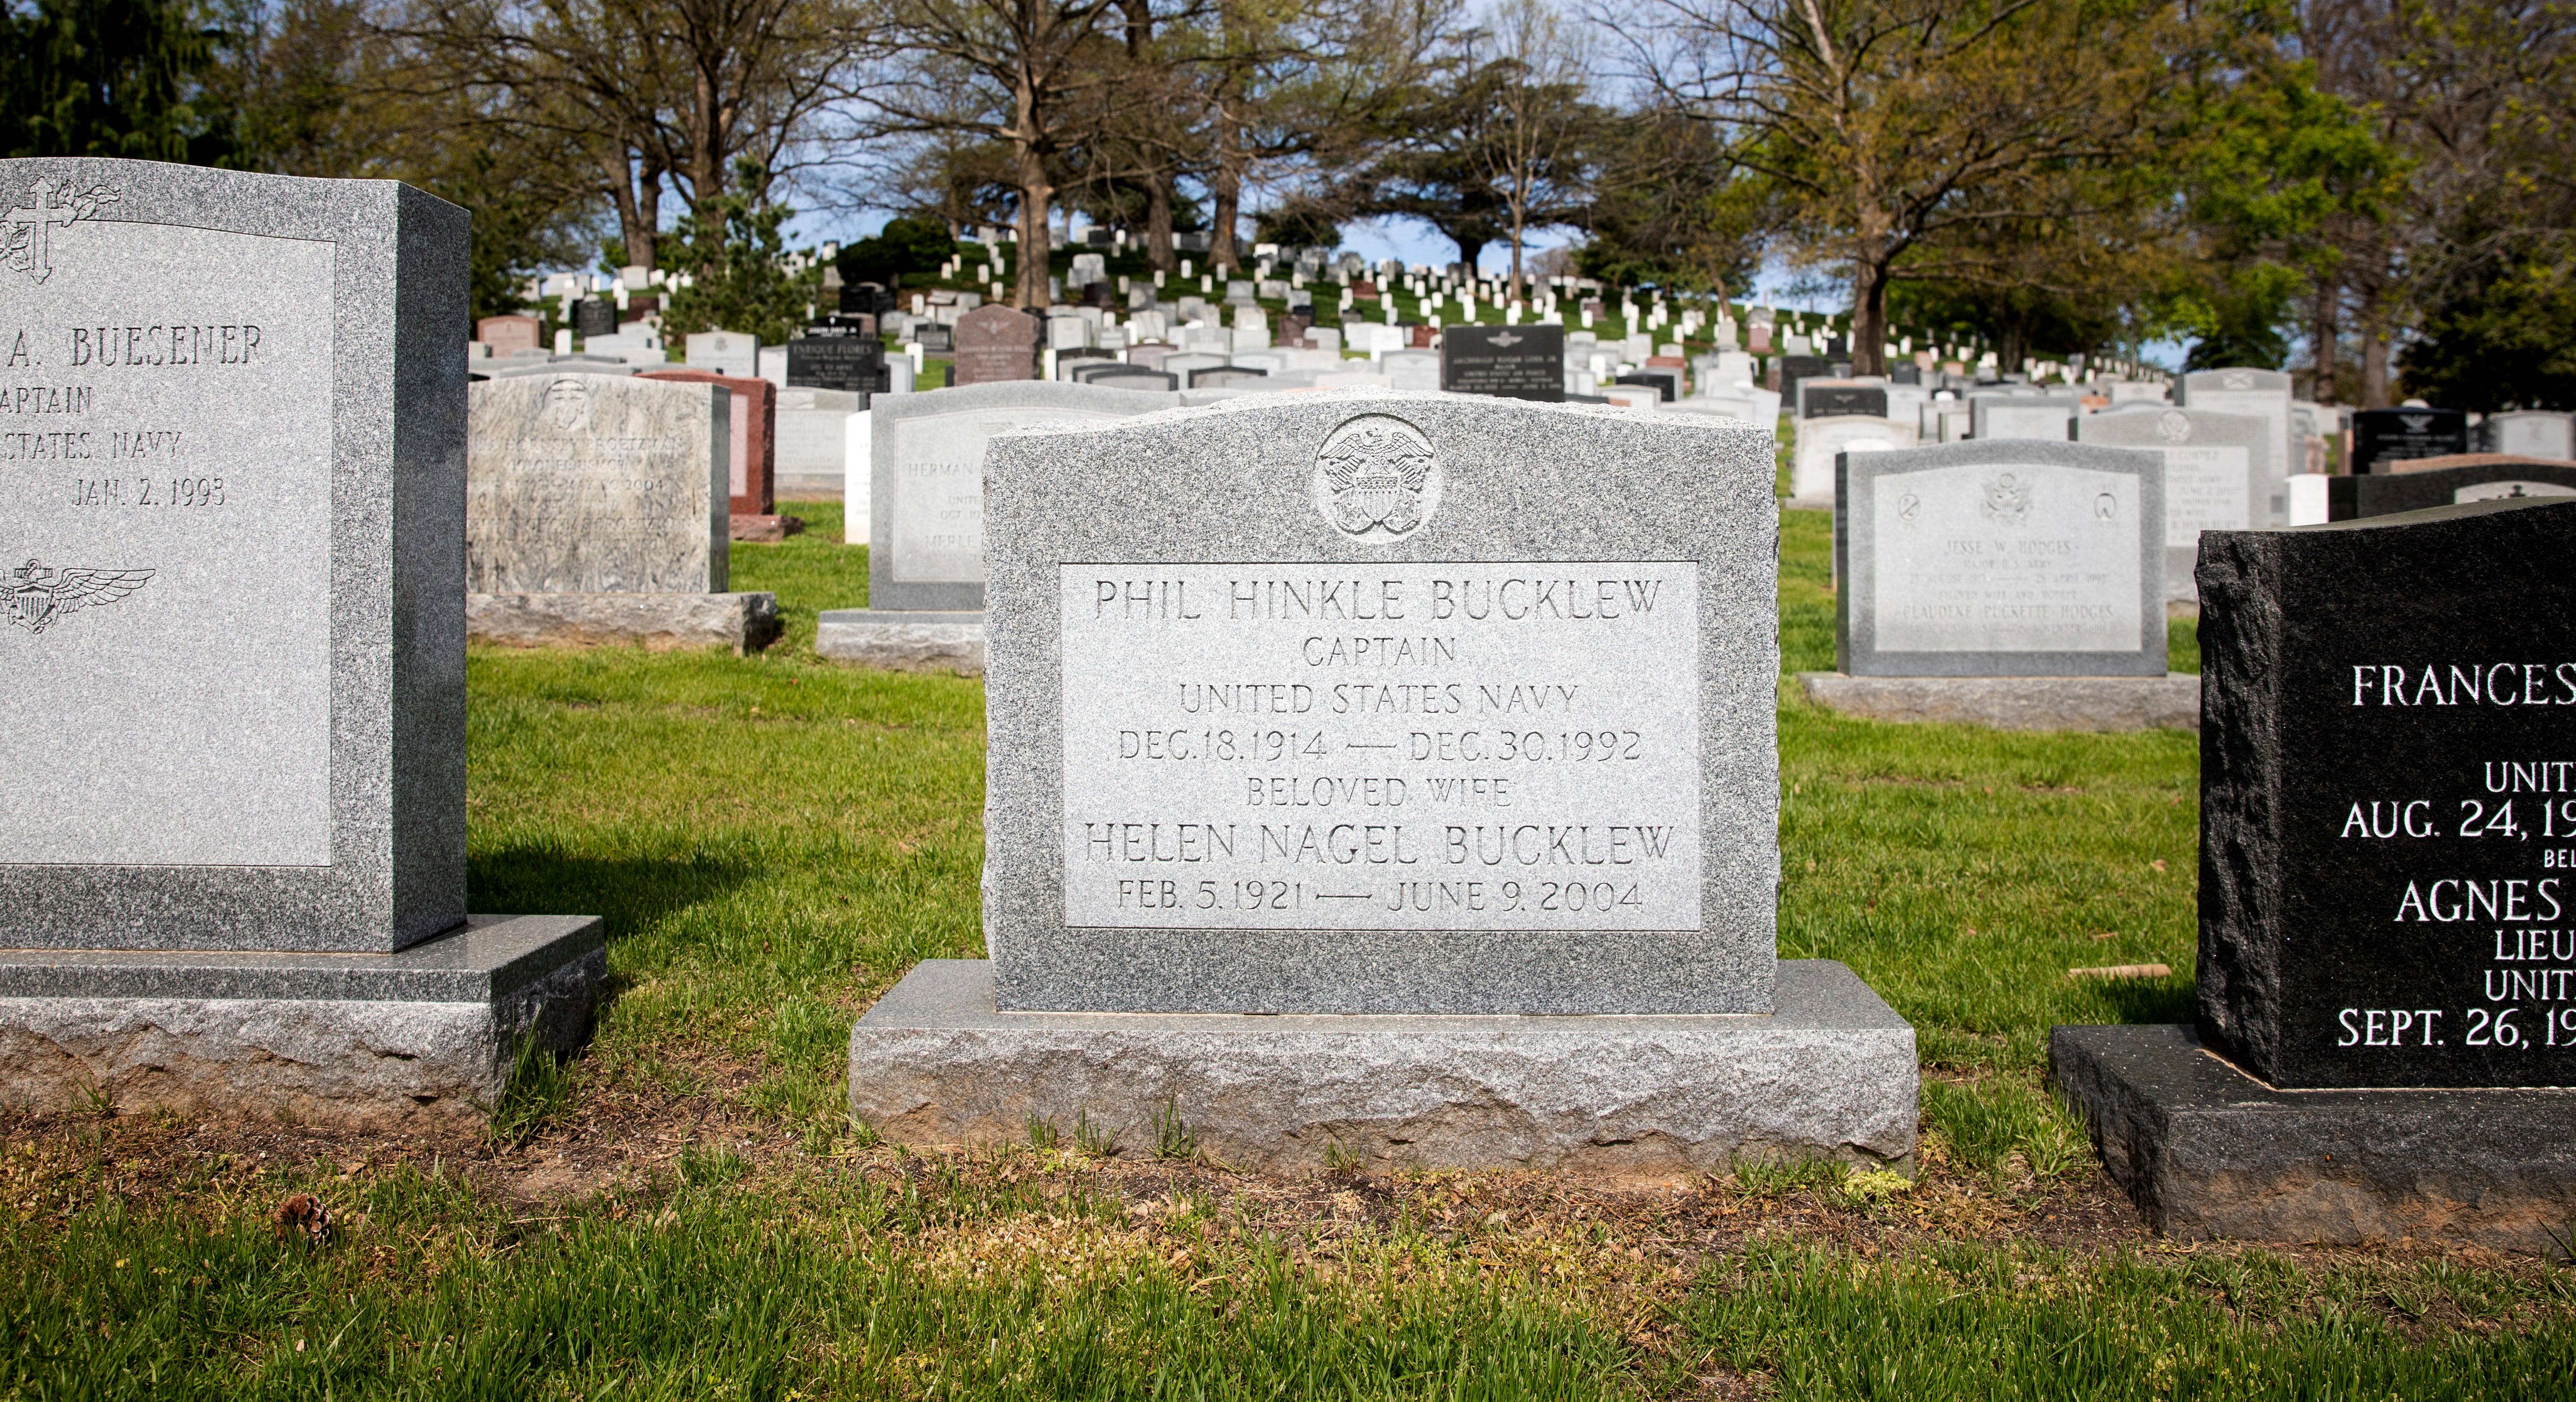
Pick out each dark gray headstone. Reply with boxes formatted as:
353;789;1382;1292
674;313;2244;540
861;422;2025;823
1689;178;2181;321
1439;324;1565;402
916;324;954;354
2352;408;2471;474
1776;355;1831;409
2327;460;2576;519
573;298;616;339
2198;497;2576;1088
786;335;884;392
1190;365;1267;388
1800;381;1888;420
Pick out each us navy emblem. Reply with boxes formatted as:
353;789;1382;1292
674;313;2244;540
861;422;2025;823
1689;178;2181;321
6;558;153;634
1314;413;1441;541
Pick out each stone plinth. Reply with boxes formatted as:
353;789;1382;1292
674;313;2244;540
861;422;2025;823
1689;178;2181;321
852;959;1917;1174
0;915;604;1129
2052;1024;2576;1253
468;592;779;653
815;609;984;674
1798;672;2200;732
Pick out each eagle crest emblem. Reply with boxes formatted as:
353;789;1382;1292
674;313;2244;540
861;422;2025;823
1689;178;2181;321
6;558;153;634
2156;410;2192;443
1314;413;1441;540
1979;472;2032;527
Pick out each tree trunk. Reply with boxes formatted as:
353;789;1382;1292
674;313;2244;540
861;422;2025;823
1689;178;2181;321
1210;109;1243;274
1849;247;1888;377
2307;277;2339;403
635;160;662;269
1146;172;1176;272
2360;310;2391;408
605;146;651;270
1015;136;1054;308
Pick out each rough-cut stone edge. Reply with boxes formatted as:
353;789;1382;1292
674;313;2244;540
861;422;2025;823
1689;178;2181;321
2193;528;2289;1080
850;959;1918;1175
2052;1023;2576;1253
1795;673;2201;732
0;915;603;1129
814;610;986;675
467;592;780;654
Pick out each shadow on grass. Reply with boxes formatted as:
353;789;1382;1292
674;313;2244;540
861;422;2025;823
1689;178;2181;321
469;846;760;937
2094;976;2197;1025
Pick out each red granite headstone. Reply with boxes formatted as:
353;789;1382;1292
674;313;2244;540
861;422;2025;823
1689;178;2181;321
951;305;1041;385
478;315;541;353
638;368;776;515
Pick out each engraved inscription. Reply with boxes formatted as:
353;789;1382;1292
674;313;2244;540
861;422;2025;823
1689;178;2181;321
1059;562;1702;931
0;211;335;865
1873;463;2141;653
466;375;723;594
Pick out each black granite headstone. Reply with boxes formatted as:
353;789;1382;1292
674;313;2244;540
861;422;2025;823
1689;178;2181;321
840;283;895;317
1890;364;1922;386
1776;355;1832;412
1801;383;1889;419
1438;324;1565;402
786;335;885;391
1189;365;1267;388
2327;462;2576;521
573;299;617;339
2352;408;2471;474
2198;497;2576;1088
1613;371;1676;403
916;324;954;354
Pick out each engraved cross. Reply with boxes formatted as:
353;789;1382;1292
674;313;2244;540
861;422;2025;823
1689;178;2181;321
5;181;79;284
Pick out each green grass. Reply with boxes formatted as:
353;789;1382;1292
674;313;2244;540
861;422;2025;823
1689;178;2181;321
8;499;2569;1397
1;1160;1631;1399
1675;1239;2576;1398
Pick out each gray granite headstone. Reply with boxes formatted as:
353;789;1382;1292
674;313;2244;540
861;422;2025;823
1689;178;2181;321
867;381;1178;612
1970;395;2079;441
2174;367;2292;524
979;390;1781;1014
0;157;468;953
1835;440;2166;676
685;330;758;378
2078;406;2270;601
467;375;729;592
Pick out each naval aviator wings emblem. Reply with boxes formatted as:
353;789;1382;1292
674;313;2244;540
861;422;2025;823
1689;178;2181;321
1315;413;1443;540
6;558;153;634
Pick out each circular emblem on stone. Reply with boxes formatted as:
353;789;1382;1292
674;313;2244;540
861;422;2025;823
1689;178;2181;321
2156;410;2192;443
543;376;594;433
1314;413;1442;541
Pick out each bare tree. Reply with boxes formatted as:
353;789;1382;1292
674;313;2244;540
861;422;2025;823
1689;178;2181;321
862;0;1163;305
392;0;859;268
1613;0;2180;374
1465;0;1597;301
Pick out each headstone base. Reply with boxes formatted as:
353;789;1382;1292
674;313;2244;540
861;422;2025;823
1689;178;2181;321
0;915;603;1129
1796;672;2200;732
849;959;1917;1175
728;513;806;543
815;610;985;675
2052;1024;2576;1253
467;592;781;654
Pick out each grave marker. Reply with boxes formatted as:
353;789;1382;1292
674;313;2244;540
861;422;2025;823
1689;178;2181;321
846;389;1915;1172
0;156;601;1125
950;305;1038;385
1439;324;1565;401
2351;407;2471;474
2077;406;2269;600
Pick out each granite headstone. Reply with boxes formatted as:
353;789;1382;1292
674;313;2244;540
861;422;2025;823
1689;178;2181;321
1439;324;1565;401
2352;408;2471;475
467;375;728;593
951;305;1038;385
1834;441;2166;676
638;367;775;516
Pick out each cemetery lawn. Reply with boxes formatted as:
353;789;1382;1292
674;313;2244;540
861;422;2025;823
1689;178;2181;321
5;503;2571;1397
